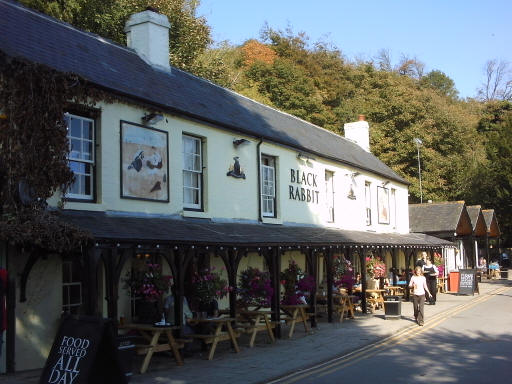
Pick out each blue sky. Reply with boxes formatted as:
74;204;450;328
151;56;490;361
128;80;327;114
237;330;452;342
197;0;511;99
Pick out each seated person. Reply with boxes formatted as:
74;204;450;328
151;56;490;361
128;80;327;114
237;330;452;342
164;294;194;332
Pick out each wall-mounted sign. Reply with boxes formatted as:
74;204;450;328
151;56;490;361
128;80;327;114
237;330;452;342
288;169;320;203
226;156;246;179
120;121;169;202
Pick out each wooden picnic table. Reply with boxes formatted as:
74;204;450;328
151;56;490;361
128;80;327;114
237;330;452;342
119;323;184;374
385;286;404;296
236;310;276;347
280;304;311;338
316;294;356;322
364;289;386;312
187;317;240;360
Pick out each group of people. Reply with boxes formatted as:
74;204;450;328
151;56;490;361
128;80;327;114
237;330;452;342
409;251;439;326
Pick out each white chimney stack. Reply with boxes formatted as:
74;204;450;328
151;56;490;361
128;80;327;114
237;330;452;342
344;114;370;152
124;8;171;69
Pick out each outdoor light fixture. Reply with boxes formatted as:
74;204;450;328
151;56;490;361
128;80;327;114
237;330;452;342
382;180;390;187
413;137;423;203
297;153;315;163
142;112;164;125
233;138;250;146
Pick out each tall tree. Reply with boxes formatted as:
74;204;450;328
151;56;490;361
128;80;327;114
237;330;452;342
478;59;512;101
19;0;211;73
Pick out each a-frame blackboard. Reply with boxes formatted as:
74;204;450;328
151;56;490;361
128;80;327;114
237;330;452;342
39;315;127;384
457;269;479;295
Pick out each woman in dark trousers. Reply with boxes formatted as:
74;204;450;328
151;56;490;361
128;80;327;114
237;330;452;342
409;266;431;326
422;257;438;305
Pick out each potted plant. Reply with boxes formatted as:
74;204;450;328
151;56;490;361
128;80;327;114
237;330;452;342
123;261;173;323
238;267;274;308
280;260;316;305
366;256;386;289
332;256;355;291
191;267;231;316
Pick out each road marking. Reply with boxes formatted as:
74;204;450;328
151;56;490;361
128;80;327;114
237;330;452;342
268;285;511;384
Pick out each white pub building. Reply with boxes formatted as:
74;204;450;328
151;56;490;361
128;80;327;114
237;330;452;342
0;1;452;372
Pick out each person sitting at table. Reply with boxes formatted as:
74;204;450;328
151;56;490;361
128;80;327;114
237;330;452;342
164;294;194;331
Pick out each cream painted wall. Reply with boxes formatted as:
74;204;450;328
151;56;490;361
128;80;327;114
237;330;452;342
14;256;61;371
52;101;410;234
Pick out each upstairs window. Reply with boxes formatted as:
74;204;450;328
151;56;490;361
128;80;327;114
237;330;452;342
365;181;372;226
325;170;335;222
65;113;94;200
261;155;276;217
182;135;203;210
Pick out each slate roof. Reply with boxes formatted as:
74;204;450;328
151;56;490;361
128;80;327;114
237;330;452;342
466;205;487;236
482;209;501;237
0;0;407;184
466;205;481;229
409;201;471;236
57;210;453;247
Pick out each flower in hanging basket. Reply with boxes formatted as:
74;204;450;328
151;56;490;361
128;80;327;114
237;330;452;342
366;256;386;279
280;260;316;305
191;267;231;306
123;261;173;302
332;256;354;288
238;267;273;307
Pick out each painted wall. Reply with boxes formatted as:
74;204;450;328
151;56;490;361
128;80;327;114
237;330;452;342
13;254;61;371
49;101;409;234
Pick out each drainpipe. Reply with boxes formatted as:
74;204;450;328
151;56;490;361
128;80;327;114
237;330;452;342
257;138;263;222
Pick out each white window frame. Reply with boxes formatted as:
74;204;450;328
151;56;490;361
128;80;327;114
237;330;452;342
365;181;372;226
261;155;276;217
325;170;335;223
65;113;95;200
182;135;203;210
62;260;82;314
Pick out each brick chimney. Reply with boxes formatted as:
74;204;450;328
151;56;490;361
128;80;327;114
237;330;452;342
124;8;171;69
344;115;370;152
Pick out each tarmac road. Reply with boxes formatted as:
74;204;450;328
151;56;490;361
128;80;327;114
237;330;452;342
267;284;512;384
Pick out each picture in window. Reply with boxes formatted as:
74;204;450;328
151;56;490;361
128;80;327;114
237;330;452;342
377;186;390;224
121;122;169;201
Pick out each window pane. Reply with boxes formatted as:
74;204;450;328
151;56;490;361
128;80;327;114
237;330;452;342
70;138;82;159
83;140;93;161
83;121;92;140
63;262;71;283
70;285;82;304
193;154;201;171
70;117;81;138
183;187;194;204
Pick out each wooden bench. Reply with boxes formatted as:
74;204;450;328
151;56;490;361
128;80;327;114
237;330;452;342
187;317;240;360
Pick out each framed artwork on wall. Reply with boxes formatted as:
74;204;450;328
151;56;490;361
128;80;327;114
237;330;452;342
377;186;390;224
120;121;169;202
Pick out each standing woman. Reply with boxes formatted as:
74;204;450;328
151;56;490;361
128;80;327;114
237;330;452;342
422;257;439;305
409;266;431;326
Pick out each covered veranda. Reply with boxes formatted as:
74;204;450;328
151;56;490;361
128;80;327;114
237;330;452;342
18;210;453;336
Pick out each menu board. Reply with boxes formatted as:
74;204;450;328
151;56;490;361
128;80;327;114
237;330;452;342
457;269;478;295
39;315;127;384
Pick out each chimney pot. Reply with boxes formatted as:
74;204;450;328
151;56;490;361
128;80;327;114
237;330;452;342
125;10;171;69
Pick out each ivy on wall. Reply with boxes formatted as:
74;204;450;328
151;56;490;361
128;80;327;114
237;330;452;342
0;54;109;251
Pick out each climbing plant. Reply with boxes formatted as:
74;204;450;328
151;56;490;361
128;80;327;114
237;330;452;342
0;55;106;250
